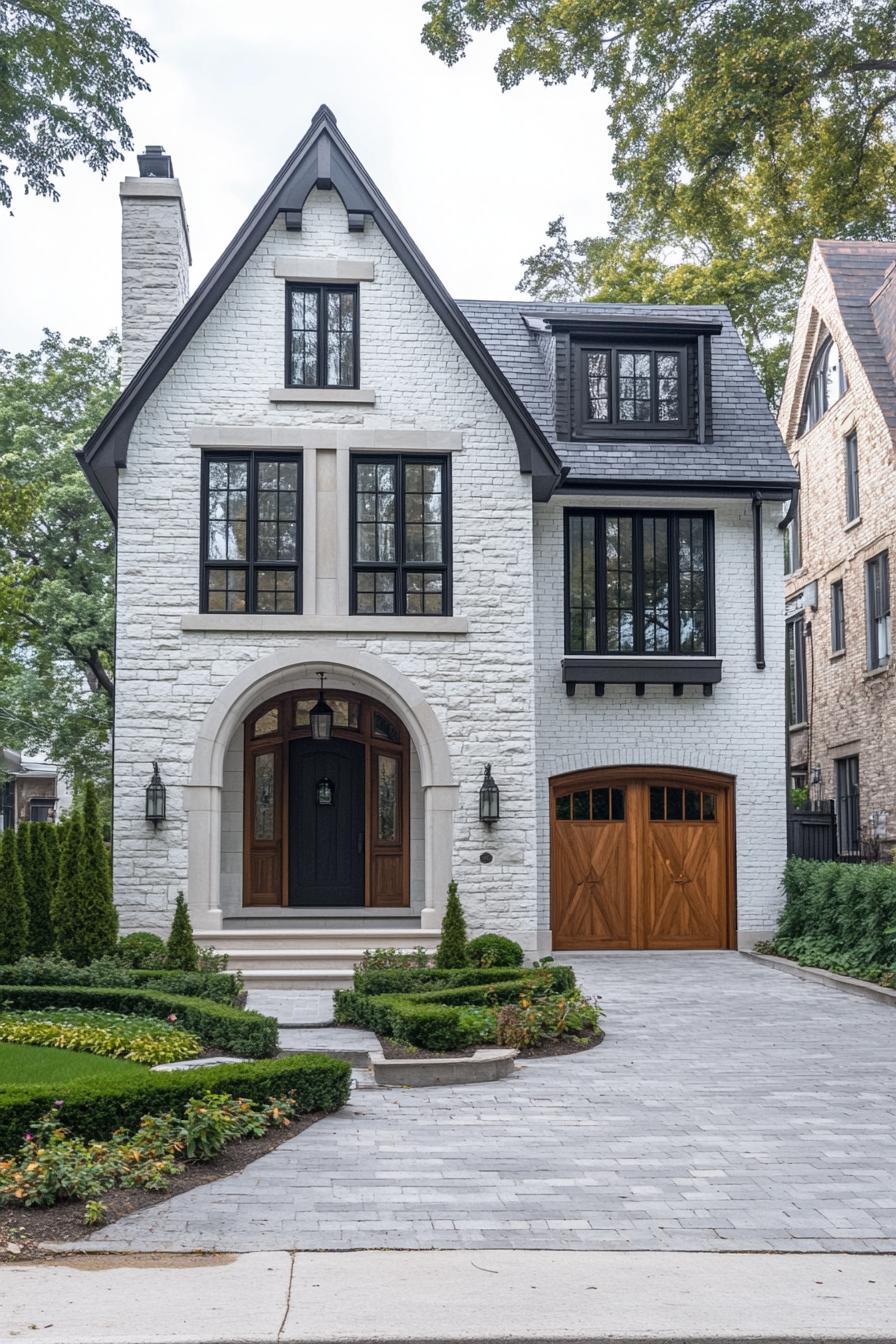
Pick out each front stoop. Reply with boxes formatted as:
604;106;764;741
194;927;440;988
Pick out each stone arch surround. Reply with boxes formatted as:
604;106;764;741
184;642;458;929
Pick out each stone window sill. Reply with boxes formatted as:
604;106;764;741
844;516;862;532
182;614;469;635
864;662;890;681
269;387;376;405
829;649;846;661
273;257;374;283
788;721;809;732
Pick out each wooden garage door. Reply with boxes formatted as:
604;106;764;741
550;768;734;950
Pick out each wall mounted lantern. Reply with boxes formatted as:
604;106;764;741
309;672;334;741
479;763;500;826
145;761;166;826
811;764;822;786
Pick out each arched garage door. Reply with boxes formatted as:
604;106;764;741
550;768;735;950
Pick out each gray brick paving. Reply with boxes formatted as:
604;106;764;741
78;953;896;1252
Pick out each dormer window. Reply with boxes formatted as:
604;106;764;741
582;347;684;429
799;334;845;434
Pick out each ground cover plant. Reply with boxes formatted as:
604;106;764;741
760;858;896;985
0;1008;200;1065
0;1043;146;1088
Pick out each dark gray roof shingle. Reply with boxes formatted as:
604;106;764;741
817;241;896;447
456;299;797;491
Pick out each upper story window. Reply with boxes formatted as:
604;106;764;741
565;509;713;656
844;431;860;522
350;456;451;616
576;344;685;436
830;579;845;654
202;453;301;613
286;283;358;389
865;550;891;670
786;614;807;725
783;492;802;575
799;334;846;434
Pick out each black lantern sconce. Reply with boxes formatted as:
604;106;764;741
145;761;166;827
479;763;500;826
811;763;822;788
309;672;334;741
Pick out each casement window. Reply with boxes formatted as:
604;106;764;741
830;579;845;654
286;283;358;388
350;456;451;616
783;493;802;574
565;510;713;656
799;335;846;434
786;615;807;725
576;345;685;435
845;431;860;522
836;754;860;855
202;454;301;614
865;550;891;669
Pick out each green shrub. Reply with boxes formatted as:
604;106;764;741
166;892;198;971
0;985;277;1058
353;964;576;997
435;880;468;969
356;946;431;971
20;823;54;956
0;1054;351;1155
0;828;28;963
466;934;524;968
117;932;167;969
774;858;896;977
0;956;243;1005
51;787;117;966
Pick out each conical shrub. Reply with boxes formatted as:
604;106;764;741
0;826;29;963
52;813;83;962
43;821;61;892
80;780;117;957
435;880;468;969
166;890;198;970
18;821;54;955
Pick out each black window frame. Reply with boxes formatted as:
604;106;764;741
563;508;715;657
200;451;303;615
799;334;846;435
865;550;891;670
845;430;860;522
786;614;807;726
574;342;689;439
284;282;360;390
350;454;452;617
830;578;845;654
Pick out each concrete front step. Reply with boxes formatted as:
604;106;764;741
195;926;438;986
195;928;438;949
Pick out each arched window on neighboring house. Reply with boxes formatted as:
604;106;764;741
799;333;846;434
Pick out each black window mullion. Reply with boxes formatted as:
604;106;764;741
668;514;680;656
316;285;326;388
632;513;644;655
597;514;608;654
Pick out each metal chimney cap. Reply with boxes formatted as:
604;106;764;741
137;145;174;178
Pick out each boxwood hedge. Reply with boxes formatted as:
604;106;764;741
0;985;276;1058
0;962;243;1005
0;1054;350;1155
352;964;576;997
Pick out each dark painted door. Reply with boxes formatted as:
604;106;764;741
289;738;365;906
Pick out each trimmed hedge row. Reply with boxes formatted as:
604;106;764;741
0;963;243;1005
775;858;896;972
0;985;277;1058
0;1054;351;1155
353;964;576;997
335;989;479;1051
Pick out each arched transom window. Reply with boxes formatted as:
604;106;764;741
800;334;846;434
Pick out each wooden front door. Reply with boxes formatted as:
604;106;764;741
551;769;734;950
289;738;365;907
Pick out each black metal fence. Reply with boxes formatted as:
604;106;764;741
787;800;838;861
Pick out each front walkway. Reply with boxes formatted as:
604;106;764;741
77;953;896;1252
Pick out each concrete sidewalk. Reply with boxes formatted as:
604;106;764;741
2;1250;896;1343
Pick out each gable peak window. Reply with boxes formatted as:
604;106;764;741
578;344;685;434
202;453;301;614
351;455;451;616
565;509;713;656
286;283;358;389
799;333;846;434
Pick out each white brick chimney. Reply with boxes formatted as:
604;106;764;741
120;145;191;383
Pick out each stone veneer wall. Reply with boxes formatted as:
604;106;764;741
113;188;538;943
533;496;788;945
779;245;896;849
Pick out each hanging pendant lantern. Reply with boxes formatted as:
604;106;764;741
309;672;334;741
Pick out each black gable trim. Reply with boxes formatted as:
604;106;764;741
81;105;563;519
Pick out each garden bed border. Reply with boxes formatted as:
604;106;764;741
741;950;896;1008
369;1047;518;1087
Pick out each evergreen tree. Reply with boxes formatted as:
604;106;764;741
51;794;116;966
165;891;198;971
52;812;83;961
24;822;55;955
435;880;468;969
43;820;61;894
0;826;29;963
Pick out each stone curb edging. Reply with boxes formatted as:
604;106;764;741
741;950;896;1007
370;1047;518;1086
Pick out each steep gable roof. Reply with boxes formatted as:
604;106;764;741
458;300;796;494
79;106;564;518
816;240;896;446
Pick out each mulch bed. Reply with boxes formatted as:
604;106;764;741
376;1028;604;1061
0;1111;325;1263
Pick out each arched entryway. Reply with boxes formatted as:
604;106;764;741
244;689;410;908
550;766;735;950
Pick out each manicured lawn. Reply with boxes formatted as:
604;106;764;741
0;1043;147;1088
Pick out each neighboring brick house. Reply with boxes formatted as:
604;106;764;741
779;241;896;857
78;108;796;983
0;748;71;830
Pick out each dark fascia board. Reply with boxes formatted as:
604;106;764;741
563;655;722;686
540;314;724;338
556;476;797;500
81;105;564;519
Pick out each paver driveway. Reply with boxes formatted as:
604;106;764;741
78;952;896;1252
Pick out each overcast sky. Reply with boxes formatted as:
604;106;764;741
0;0;613;354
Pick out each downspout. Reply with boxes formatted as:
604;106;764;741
752;492;765;670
